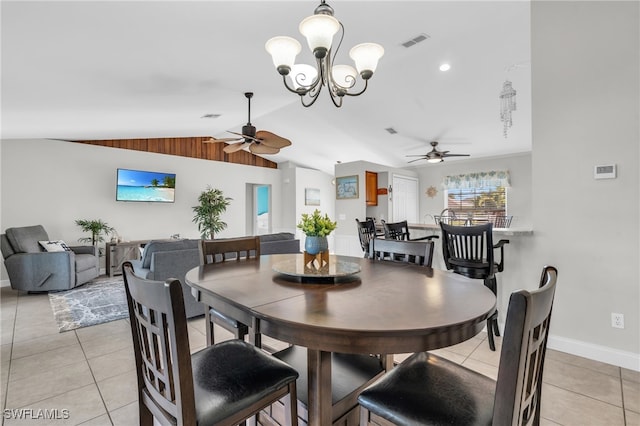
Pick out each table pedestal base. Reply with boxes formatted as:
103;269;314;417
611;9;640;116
266;346;385;426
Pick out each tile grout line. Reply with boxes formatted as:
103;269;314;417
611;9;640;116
1;292;20;426
619;367;628;426
76;329;116;426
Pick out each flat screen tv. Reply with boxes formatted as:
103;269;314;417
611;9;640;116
116;168;176;203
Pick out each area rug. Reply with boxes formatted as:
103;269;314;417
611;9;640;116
48;277;128;332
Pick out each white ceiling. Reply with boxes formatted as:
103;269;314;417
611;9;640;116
1;1;531;174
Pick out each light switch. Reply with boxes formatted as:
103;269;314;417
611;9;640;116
339;214;346;220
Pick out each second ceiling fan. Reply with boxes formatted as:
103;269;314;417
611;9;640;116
406;141;470;163
205;92;291;154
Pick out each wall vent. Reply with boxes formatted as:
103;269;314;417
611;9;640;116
402;33;430;48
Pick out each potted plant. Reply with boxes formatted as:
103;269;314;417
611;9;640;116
297;209;337;255
75;219;115;256
192;186;232;239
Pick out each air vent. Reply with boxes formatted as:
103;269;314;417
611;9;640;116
201;114;221;119
385;127;398;134
401;33;430;48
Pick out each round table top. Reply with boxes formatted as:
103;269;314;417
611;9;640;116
185;253;496;354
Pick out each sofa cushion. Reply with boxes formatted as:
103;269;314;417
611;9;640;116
6;225;49;253
140;239;199;269
258;232;295;243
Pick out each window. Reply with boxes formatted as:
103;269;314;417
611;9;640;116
446;186;507;221
442;170;510;225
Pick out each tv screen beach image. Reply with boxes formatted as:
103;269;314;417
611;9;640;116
116;169;176;202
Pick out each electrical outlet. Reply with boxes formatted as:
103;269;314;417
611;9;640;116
611;313;625;329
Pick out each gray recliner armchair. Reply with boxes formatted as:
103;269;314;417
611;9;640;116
1;225;99;292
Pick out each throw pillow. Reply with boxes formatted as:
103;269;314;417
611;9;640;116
39;240;71;252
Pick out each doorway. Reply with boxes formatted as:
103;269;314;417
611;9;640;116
391;175;419;223
248;184;272;235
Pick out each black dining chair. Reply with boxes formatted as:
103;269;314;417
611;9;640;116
356;218;378;257
440;222;509;350
381;219;439;242
493;214;513;228
369;238;434;267
121;262;299;426
358;265;558;426
199;236;260;347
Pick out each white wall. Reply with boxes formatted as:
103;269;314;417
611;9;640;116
0;139;296;276
531;1;639;365
294;167;336;252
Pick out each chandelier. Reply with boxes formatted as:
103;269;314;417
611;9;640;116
265;0;384;108
499;80;517;138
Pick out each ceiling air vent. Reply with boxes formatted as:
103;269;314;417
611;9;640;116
385;127;398;134
401;33;430;48
201;114;221;119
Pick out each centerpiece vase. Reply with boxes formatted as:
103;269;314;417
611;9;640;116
305;236;328;255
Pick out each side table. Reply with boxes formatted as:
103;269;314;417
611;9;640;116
105;240;150;277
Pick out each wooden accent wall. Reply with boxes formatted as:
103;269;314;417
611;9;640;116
72;137;278;169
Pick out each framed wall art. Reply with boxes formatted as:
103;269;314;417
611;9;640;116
305;188;321;206
336;175;359;199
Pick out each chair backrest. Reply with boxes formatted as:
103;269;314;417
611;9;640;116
369;238;434;267
440;222;495;279
198;236;261;265
381;220;410;241
355;218;377;253
122;262;197;425
492;215;513;228
493;265;558;426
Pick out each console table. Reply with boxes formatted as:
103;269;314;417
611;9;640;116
105;240;150;277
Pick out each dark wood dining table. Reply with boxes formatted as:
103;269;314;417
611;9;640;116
185;253;496;426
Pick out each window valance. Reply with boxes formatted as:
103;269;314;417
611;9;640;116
442;170;511;190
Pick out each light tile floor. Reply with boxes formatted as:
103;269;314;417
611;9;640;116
1;286;638;425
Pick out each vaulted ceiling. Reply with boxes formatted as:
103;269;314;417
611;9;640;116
1;1;531;174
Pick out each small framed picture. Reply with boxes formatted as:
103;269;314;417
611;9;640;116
305;188;321;206
336;175;359;199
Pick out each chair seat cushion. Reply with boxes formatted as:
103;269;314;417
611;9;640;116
191;339;298;424
358;352;495;426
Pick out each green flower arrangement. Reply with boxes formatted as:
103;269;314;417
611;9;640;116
297;209;337;237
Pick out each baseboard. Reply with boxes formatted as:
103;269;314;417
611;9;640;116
1;279;10;288
548;334;640;372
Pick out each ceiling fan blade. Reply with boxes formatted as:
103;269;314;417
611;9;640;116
227;130;260;144
442;153;471;157
249;143;280;154
223;142;249;153
407;157;427;163
256;130;292;149
406;154;428;157
205;137;242;143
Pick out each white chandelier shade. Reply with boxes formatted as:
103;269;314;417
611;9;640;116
265;0;384;107
265;36;301;71
350;43;385;75
299;14;340;56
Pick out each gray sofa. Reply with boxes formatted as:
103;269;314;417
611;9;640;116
1;225;99;292
130;232;300;318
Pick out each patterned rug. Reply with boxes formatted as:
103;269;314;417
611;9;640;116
48;277;128;332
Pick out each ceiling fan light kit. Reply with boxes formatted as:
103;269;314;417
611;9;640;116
205;92;291;155
265;0;384;108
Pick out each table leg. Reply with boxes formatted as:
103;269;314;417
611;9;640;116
307;349;332;426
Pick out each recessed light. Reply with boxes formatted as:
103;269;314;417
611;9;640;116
439;63;451;72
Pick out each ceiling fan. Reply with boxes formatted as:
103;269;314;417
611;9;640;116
204;92;291;155
406;141;470;164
